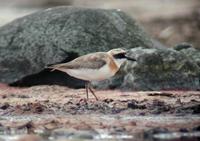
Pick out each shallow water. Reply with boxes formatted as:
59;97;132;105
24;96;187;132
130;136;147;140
0;115;200;141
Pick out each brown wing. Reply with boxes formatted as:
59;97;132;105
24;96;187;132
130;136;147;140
49;52;108;70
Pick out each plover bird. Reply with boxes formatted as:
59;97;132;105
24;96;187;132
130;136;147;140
48;48;135;100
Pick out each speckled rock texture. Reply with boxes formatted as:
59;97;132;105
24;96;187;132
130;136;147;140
173;43;200;67
0;6;152;84
94;47;200;90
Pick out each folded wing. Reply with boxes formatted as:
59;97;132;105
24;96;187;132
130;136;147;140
48;52;108;71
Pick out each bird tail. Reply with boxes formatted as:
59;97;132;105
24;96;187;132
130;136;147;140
46;66;56;72
46;64;65;72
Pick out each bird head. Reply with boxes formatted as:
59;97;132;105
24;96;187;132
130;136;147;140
107;48;136;67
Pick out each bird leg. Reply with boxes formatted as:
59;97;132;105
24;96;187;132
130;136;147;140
88;82;99;101
85;83;89;99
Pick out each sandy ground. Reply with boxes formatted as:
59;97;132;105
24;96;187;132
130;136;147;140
0;84;200;141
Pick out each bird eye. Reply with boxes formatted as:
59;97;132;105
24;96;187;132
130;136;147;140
113;53;126;59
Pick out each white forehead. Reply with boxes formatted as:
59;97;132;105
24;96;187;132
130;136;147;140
108;48;126;54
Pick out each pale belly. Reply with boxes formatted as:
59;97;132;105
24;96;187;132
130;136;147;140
65;65;117;81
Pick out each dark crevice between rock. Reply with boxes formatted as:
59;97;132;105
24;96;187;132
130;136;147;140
9;52;86;88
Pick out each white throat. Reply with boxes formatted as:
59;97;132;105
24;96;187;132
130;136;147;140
114;58;126;68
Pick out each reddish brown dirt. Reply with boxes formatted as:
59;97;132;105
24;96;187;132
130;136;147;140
0;84;200;116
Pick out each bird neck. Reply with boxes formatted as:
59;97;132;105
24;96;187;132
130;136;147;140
107;54;120;74
114;58;126;68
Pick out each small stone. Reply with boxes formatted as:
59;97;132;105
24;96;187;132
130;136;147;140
127;101;138;109
0;103;10;110
192;104;200;114
18;95;30;98
179;128;188;132
103;99;114;103
2;95;7;99
143;127;170;139
192;126;200;131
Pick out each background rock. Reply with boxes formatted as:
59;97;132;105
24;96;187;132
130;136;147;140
0;6;152;86
94;47;200;90
173;43;200;67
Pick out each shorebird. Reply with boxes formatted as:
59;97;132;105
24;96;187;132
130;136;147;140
47;48;135;100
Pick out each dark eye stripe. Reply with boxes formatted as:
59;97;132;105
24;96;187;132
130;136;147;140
113;53;126;59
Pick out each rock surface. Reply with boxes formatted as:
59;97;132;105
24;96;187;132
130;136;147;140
95;47;200;90
0;6;152;84
173;43;200;67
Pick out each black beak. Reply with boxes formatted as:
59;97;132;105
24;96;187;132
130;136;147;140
113;50;136;61
125;55;136;61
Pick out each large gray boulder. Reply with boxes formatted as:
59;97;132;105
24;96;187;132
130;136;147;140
94;47;200;90
0;6;153;84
